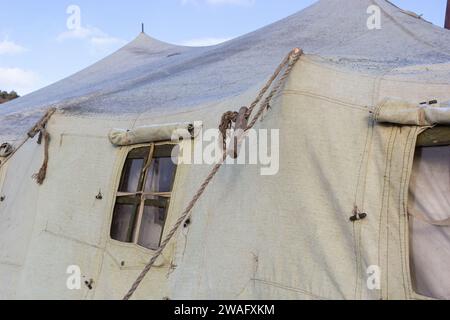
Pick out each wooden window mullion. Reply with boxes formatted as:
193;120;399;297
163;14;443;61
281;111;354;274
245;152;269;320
132;144;156;244
132;195;146;244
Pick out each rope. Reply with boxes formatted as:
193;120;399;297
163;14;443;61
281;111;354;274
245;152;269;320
0;108;56;171
246;48;302;117
32;128;50;185
122;48;303;300
0;137;28;169
122;154;227;301
246;48;302;130
219;111;239;151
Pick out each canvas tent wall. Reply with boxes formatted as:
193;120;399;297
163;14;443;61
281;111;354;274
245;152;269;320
0;0;450;299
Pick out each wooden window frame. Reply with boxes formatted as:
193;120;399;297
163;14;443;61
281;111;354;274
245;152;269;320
416;126;450;148
112;141;178;250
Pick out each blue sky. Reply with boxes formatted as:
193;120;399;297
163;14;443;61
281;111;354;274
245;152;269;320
0;0;447;95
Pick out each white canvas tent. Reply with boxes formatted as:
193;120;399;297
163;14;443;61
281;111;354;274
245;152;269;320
0;0;449;300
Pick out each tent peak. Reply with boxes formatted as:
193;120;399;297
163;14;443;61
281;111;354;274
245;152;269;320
126;31;187;52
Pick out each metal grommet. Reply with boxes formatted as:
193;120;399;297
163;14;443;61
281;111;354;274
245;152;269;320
96;190;103;200
84;279;94;290
188;124;195;136
350;212;367;222
0;143;14;157
350;206;368;222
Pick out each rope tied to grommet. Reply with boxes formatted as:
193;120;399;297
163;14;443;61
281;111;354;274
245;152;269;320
29;108;57;185
0;143;14;158
0;108;57;184
219;110;239;151
218;47;303;157
122;48;303;300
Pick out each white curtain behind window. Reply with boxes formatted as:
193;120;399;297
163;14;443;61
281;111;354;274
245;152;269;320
409;146;450;300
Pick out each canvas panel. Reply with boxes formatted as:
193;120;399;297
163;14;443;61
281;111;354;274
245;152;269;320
1;57;449;299
0;138;43;299
168;60;415;300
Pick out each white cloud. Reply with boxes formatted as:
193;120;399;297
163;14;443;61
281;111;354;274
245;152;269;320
0;39;27;56
180;37;233;46
0;67;40;95
181;0;255;6
57;26;126;55
56;26;95;42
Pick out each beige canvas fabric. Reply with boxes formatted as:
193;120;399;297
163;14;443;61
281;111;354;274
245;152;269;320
2;55;449;299
109;122;202;146
375;99;450;126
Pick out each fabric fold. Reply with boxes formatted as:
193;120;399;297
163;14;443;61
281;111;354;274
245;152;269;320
109;122;202;146
374;99;450;126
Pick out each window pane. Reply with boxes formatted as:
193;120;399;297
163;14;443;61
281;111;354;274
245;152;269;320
137;199;169;250
118;158;144;193
110;203;137;243
144;157;177;193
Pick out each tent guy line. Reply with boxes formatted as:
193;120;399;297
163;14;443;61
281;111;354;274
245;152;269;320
123;48;302;300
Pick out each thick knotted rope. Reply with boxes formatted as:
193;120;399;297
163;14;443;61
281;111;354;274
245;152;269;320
122;48;303;300
219;110;239;151
32;127;50;185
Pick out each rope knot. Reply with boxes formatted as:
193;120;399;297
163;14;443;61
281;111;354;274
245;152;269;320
289;48;303;66
219;107;250;158
219;111;239;137
219;110;239;152
32;127;50;185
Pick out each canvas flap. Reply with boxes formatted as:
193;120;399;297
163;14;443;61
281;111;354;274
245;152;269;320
374;99;450;126
109;122;202;146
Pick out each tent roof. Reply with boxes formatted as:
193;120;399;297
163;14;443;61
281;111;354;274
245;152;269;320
2;0;450;142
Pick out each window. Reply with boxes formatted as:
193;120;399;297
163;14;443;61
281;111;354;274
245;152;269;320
110;143;178;250
408;127;450;299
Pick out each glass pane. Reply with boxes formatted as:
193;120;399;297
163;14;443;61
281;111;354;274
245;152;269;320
137;199;169;250
118;158;144;193
110;203;136;243
145;157;177;193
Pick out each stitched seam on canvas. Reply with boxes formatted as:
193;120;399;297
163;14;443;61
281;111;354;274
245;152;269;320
385;127;399;300
281;90;369;111
398;127;413;298
377;127;395;299
403;127;419;299
352;119;372;299
252;279;329;300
